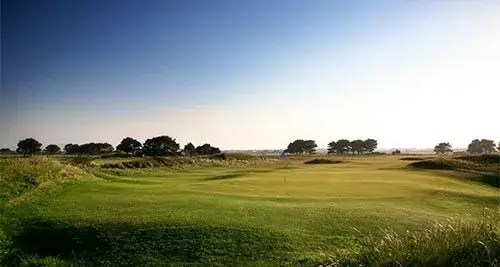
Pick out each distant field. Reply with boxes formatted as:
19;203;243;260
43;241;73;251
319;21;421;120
1;155;498;266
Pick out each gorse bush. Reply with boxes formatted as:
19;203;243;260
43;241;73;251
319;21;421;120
324;211;500;267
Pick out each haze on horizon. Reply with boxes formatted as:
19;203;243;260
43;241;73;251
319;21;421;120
1;0;499;150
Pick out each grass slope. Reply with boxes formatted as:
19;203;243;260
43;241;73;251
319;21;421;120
1;156;499;266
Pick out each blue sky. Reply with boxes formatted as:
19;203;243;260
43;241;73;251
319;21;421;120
1;0;499;149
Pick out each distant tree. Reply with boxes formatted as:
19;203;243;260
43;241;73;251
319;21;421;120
467;139;496;154
64;144;80;154
350;140;365;154
303;140;317;154
116;137;142;154
78;143;114;155
285;139;317;154
195;144;221;155
142;135;180;156
183;142;197;156
0;148;13;154
363;139;378;153
333;139;351;154
467;139;482;154
327;141;336;154
479;139;496;154
392;149;401;155
17;138;42;156
44;144;61;154
434;142;453;154
498;141;500;152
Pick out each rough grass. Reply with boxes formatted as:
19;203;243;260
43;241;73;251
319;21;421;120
0;157;86;207
324;210;499;267
1;156;499;266
98;155;276;169
408;157;500;187
0;157;87;265
456;154;500;164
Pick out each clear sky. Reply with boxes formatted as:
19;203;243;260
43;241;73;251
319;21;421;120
1;0;499;150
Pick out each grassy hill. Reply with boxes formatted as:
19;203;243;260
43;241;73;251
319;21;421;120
0;155;498;266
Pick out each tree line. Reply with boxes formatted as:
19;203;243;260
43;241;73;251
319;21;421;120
284;139;378;155
9;136;221;157
433;139;498;154
3;136;499;157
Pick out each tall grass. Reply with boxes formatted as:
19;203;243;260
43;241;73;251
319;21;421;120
324;209;499;267
0;157;86;207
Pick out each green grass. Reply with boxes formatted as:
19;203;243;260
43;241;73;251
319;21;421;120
1;156;499;266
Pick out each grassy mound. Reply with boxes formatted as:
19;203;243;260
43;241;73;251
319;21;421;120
408;158;499;187
0;157;87;264
100;154;274;169
324;212;499;267
456;154;500;164
304;158;344;164
0;157;86;207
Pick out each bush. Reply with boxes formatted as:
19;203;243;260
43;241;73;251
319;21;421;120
323;212;499;267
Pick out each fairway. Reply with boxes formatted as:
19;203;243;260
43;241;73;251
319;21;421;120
3;156;498;266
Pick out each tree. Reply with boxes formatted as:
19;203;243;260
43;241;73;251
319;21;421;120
327;141;336;154
467;139;496;154
434;142;452;154
479;139;496;154
64;144;80;154
183;142;196;156
350;140;365;154
77;143;114;155
195;144;221;155
116;137;142;154
333;139;351;154
142;135;180;156
391;149;401;155
363;139;378;153
17;138;42;156
467;139;482;154
285;139;317;154
44;144;61;154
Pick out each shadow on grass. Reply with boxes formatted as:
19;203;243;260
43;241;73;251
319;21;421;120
9;220;293;266
304;159;344;164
